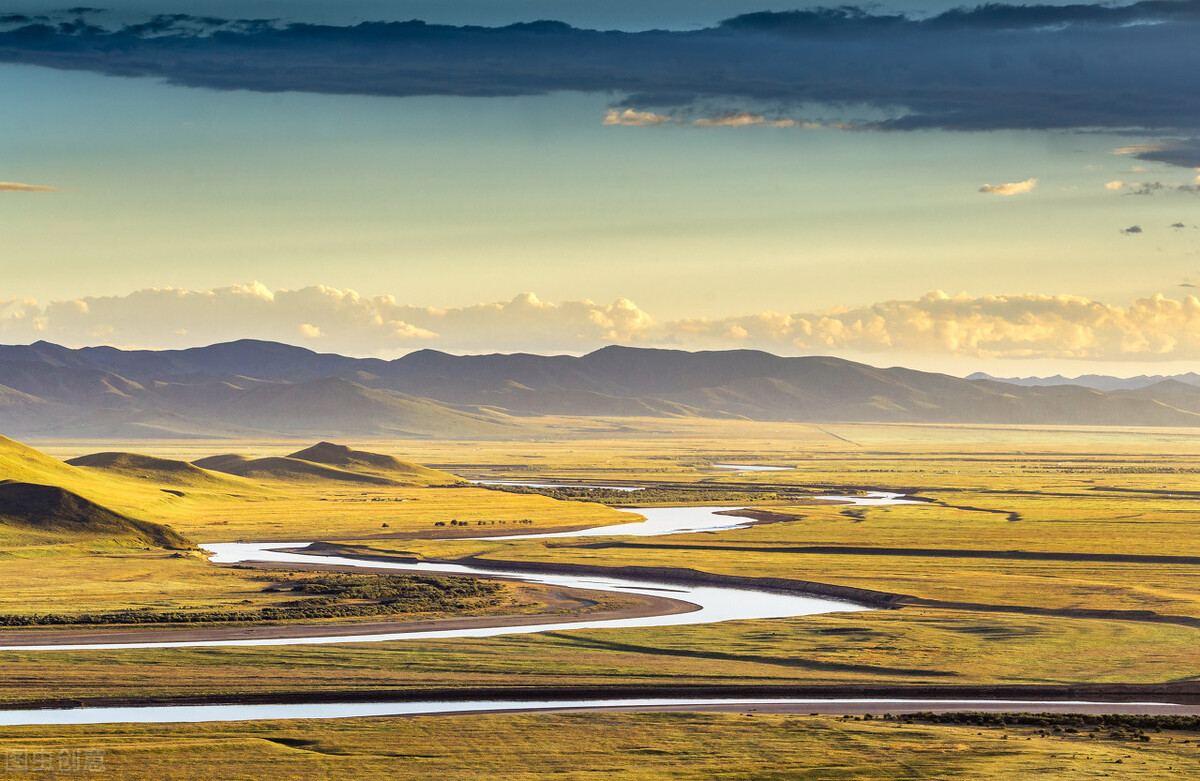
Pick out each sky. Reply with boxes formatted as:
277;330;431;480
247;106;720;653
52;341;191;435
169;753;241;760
2;1;1200;376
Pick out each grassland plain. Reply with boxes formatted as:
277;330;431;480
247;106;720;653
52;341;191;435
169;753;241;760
0;712;1196;780
2;421;1198;777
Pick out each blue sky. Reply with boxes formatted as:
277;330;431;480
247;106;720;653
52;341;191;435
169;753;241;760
2;3;1199;373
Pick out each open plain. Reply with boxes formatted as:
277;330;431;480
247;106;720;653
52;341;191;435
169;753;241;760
0;420;1196;776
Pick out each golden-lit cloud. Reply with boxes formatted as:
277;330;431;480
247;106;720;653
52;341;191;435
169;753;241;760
1105;180;1124;190
5;285;1200;362
0;181;60;192
1112;142;1168;156
0;286;646;356
978;178;1037;196
602;109;673;126
670;292;1200;360
604;110;852;129
691;113;832;129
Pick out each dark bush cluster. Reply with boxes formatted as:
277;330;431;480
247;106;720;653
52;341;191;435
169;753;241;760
433;519;535;527
481;484;784;505
0;573;505;627
878;711;1200;736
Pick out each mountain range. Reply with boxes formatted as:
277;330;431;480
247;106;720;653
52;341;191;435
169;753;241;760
1;340;1199;437
967;372;1200;392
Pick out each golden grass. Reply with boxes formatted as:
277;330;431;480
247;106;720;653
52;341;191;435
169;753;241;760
0;712;1196;780
1;422;1196;709
0;610;1195;706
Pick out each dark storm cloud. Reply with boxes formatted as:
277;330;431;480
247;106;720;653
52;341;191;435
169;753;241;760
2;2;1199;160
1127;139;1200;169
1122;225;1144;235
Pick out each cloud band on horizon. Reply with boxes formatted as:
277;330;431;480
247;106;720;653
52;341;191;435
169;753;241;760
2;3;1200;166
4;284;1200;363
0;181;60;192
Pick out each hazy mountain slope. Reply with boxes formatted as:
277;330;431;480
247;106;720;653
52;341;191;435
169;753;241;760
0;383;43;407
215;377;520;437
1111;379;1200;415
0;361;143;405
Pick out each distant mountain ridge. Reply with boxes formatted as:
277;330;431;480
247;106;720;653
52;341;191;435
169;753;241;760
968;371;1200;392
2;340;1200;436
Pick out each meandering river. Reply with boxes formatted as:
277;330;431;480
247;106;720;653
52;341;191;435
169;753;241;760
0;486;923;651
0;476;1184;724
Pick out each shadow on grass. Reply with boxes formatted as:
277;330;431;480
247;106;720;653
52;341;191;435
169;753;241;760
542;633;958;678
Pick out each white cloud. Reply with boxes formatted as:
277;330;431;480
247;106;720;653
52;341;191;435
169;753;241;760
602;109;674;126
0;285;650;356
6;285;1200;362
979;178;1037;196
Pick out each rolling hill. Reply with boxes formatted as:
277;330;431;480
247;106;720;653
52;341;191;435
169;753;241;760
1;436;461;548
190;441;463;486
286;442;463;484
191;453;402;486
0;481;193;549
65;452;260;490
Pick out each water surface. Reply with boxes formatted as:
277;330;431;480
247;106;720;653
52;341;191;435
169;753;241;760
0;697;1188;726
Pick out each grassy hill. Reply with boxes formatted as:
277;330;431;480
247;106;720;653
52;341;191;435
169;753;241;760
0;481;193;549
0;433;100;489
66;452;260;489
190;442;465;487
287;442;464;484
191;453;405;486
